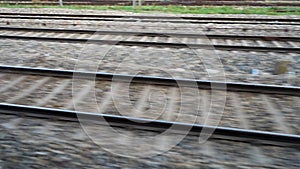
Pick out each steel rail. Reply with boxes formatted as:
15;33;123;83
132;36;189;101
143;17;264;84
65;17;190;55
0;35;298;53
0;65;299;96
0;103;299;146
0;12;299;22
1;26;299;42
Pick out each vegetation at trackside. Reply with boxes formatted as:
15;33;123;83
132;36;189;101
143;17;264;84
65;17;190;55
0;4;299;15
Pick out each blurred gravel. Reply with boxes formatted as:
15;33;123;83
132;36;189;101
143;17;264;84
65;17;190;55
0;114;299;168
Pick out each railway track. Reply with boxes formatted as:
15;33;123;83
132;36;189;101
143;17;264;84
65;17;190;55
2;27;299;41
1;103;299;146
3;19;299;37
0;12;300;25
0;65;299;138
1;12;299;37
1;0;300;6
0;9;299;168
0;66;299;167
0;27;299;53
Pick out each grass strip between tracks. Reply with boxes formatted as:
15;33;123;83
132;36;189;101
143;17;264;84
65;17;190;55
0;5;300;15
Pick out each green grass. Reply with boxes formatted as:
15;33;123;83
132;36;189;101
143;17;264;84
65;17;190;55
0;4;300;15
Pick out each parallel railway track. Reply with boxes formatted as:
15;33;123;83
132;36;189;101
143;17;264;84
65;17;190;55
0;66;300;146
0;66;299;140
3;20;298;36
1;65;299;95
0;12;300;25
1;26;299;41
1;103;299;146
0;27;299;53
